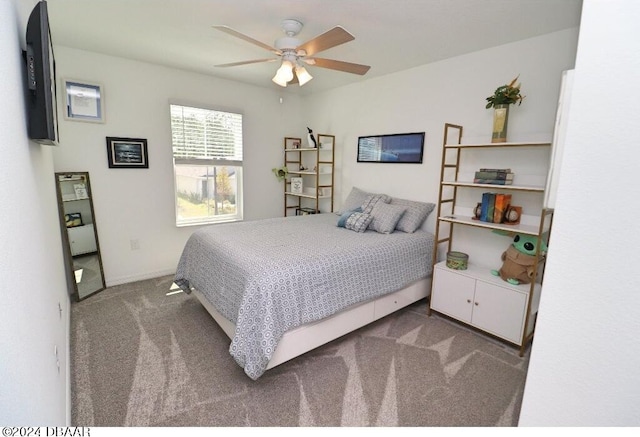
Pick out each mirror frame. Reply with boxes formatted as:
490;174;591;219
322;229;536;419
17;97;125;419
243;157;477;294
54;171;106;301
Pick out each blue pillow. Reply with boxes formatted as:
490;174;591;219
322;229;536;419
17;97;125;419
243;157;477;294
337;208;372;232
337;207;363;227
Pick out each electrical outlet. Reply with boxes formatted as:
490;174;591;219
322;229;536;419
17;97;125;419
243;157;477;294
130;239;140;250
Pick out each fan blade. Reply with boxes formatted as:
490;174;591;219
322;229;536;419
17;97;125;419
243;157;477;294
213;25;281;54
215;58;278;68
296;26;354;56
307;58;371;75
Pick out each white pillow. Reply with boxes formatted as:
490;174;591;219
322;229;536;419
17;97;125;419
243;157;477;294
337;187;372;215
391;198;436;233
369;202;407;234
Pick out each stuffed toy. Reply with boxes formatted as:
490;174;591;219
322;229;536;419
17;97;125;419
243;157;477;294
491;233;547;285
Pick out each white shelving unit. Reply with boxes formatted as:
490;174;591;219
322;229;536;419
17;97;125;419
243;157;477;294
283;134;335;216
428;123;554;355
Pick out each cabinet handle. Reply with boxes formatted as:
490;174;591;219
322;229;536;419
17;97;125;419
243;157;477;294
474;302;479;306
466;299;471;303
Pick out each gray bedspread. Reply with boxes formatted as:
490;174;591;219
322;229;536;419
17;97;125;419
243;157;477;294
174;213;434;379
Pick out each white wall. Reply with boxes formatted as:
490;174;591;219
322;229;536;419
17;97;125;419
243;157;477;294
0;0;70;425
305;28;579;233
51;27;579;286
53;47;303;285
0;0;588;426
519;0;640;426
304;29;579;265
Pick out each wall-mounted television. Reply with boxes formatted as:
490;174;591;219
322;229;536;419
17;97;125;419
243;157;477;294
24;1;59;145
357;132;425;163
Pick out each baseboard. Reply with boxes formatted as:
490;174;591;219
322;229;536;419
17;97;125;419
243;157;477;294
106;268;176;287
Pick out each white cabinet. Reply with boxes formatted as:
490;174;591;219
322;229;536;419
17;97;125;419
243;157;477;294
68;224;97;256
283;134;335;216
429;123;553;355
431;262;538;344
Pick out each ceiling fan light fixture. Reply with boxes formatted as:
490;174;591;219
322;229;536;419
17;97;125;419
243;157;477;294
295;65;313;86
272;59;294;87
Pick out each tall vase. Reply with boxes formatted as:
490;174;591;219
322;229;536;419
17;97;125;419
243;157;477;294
492;103;510;143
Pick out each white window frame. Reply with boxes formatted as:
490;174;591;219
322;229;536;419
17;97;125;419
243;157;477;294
170;103;244;226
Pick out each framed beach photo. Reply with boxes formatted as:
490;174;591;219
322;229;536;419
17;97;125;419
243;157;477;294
63;79;105;123
106;137;149;169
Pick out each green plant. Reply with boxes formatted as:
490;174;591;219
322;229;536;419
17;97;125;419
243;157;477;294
272;166;288;181
485;75;525;109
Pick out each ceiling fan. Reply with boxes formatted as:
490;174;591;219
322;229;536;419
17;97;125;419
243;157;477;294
213;19;371;87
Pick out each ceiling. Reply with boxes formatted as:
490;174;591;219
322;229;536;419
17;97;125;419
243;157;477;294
46;0;583;95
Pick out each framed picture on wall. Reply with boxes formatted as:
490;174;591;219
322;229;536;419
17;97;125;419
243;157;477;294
64;212;83;228
63;79;105;123
357;132;425;163
106;137;149;169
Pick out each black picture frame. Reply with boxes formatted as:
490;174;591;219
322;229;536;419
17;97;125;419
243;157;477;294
357;132;425;163
106;137;148;169
64;212;83;228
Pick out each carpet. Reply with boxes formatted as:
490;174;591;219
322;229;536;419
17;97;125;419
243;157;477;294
70;275;529;427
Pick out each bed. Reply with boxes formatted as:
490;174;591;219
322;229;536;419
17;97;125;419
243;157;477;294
174;193;435;380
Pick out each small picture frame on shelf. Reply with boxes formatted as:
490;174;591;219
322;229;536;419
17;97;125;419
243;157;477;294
106;137;149;169
291;177;303;194
73;183;88;199
285;137;301;150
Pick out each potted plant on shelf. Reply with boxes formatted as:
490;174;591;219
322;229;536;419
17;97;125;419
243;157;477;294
272;166;289;181
485;75;525;143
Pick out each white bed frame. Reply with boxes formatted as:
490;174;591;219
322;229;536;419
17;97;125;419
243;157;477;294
192;276;431;371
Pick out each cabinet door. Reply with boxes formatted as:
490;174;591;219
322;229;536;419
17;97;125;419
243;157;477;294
472;280;527;344
430;267;475;323
68;224;97;256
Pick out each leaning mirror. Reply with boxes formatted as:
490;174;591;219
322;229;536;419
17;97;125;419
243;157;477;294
54;172;106;300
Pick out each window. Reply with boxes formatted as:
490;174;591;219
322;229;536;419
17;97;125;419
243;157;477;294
170;104;243;226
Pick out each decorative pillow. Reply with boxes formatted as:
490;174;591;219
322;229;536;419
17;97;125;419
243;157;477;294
337;209;372;233
369;202;407;234
338;187;372;215
391;198;436;233
337;207;362;227
361;193;391;214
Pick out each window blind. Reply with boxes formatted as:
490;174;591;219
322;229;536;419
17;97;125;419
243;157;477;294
170;104;243;165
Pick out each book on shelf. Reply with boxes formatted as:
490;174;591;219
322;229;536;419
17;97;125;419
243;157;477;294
473;178;514;185
479;168;511;173
493;193;512;223
486;193;496;222
474;171;514;180
480;192;496;222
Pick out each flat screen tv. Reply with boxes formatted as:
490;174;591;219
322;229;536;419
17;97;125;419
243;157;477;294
357;132;425;163
25;1;59;145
